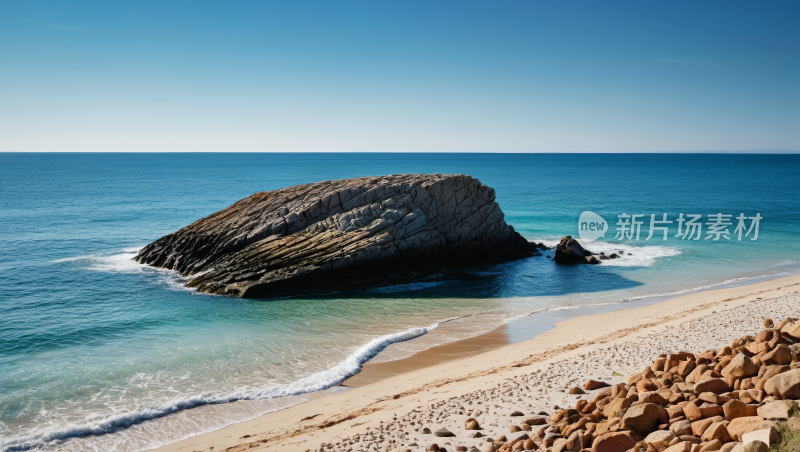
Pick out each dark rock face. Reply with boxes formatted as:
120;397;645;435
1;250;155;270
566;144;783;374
553;235;593;264
135;174;536;297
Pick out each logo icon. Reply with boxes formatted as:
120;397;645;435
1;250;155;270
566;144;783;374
579;211;607;242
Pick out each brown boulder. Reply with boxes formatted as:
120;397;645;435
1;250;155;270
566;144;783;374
761;345;793;366
723;400;748;421
695;379;731;394
639;391;670;405
621;403;669;435
684;402;703;422
699;439;723;452
701;421;733;443
721;355;758;379
726;417;774;441
699;403;724;418
721;442;742;452
662;442;693;452
603;397;632;419
670;420;693;436
592;431;642;452
524;417;547;426
586;380;611;391
638;379;658;392
764;369;800;399
692;418;715;436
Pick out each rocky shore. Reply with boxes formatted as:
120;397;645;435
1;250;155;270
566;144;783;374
135;174;536;297
313;296;800;452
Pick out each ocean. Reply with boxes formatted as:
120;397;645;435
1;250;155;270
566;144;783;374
1;153;798;451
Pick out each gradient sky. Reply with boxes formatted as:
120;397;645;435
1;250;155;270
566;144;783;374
1;1;798;152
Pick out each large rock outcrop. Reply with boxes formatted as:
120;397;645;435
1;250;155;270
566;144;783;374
135;174;536;297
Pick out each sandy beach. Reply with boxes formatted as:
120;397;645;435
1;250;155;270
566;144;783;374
148;273;800;452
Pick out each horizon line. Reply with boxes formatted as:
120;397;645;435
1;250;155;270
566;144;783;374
2;150;799;154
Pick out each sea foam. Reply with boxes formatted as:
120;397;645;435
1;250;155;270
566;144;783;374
0;321;440;452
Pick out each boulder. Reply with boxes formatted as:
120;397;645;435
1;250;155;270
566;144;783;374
692;418;715;436
554;236;592;264
726;417;774;441
662;442;693;452
586;380;611;391
731;441;769;452
603;397;632;419
700;421;732;443
670;420;693;436
683;403;703;422
781;319;800;340
135;174;537;297
721;443;742;452
699;439;723;452
761;345;793;366
591;431;642;452
723;400;748;421
695;379;731;394
721;355;758;379
764;369;800;399
639;391;670;405
644;431;675;444
741;427;781;447
756;400;797;420
700;403;724;418
621;403;668;435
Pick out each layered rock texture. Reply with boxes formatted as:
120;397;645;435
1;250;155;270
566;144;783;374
135;174;536;297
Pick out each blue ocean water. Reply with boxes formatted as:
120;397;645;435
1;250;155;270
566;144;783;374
1;153;798;451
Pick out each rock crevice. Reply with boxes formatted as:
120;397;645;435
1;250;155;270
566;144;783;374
135;174;536;297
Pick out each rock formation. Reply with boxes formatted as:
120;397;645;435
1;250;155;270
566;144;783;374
135;174;536;297
554;236;595;264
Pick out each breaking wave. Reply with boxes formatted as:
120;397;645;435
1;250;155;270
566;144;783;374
1;321;442;452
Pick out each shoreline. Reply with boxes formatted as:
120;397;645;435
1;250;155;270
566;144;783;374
147;272;800;452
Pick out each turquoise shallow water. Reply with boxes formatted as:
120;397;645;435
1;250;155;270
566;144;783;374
1;153;798;451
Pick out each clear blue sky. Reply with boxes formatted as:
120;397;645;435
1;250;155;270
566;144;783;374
1;1;797;152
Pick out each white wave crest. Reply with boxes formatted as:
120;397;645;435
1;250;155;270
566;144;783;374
0;322;439;452
50;247;197;294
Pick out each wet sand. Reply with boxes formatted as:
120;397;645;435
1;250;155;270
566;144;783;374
345;323;511;387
